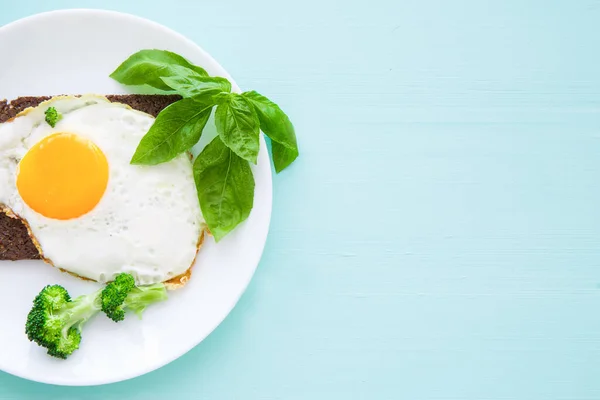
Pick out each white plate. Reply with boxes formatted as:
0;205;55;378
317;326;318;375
0;9;272;386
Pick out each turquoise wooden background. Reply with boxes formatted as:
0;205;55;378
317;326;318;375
2;0;600;398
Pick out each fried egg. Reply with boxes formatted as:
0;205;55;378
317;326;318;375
0;95;204;285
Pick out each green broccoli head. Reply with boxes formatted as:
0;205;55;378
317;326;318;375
25;285;101;359
44;107;62;128
101;273;136;322
46;328;81;360
101;273;168;322
26;285;69;346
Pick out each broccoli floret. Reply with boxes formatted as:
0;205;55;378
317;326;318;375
101;273;168;322
100;273;135;322
25;284;102;359
44;107;62;127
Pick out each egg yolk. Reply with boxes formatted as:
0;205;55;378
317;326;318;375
16;132;109;220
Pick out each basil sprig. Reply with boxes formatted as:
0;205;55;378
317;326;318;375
111;49;298;240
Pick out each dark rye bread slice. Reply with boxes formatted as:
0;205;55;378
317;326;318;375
0;94;181;260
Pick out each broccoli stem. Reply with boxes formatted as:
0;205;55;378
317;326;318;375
124;284;168;317
60;290;102;337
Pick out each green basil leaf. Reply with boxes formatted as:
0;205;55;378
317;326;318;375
215;94;260;164
212;92;232;105
131;98;213;165
242;91;298;172
193;136;255;241
110;49;208;91
271;141;299;173
161;67;232;99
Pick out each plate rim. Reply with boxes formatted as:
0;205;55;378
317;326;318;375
0;8;273;386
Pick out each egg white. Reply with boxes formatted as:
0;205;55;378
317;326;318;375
0;95;205;285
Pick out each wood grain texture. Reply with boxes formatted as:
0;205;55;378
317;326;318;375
2;0;600;399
